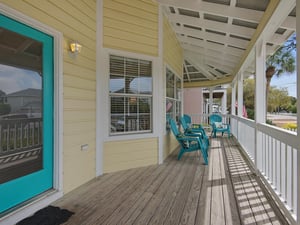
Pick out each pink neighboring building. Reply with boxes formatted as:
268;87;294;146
183;88;203;123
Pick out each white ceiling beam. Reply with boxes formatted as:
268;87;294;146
157;0;263;23
281;16;296;30
204;65;224;78
181;40;244;57
183;47;239;65
183;62;191;82
233;0;295;80
268;31;295;45
173;25;249;49
186;55;234;74
185;50;236;70
185;54;217;80
168;13;255;39
182;46;240;70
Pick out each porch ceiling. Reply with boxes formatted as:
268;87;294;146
157;0;296;87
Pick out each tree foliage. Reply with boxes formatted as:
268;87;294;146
227;78;296;119
266;33;296;77
267;87;290;112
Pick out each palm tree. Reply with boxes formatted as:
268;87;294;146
265;33;296;110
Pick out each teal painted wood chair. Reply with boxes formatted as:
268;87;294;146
209;114;231;138
180;115;210;148
169;118;208;165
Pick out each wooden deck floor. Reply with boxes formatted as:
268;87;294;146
54;137;289;225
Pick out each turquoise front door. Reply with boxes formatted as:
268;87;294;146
0;14;54;213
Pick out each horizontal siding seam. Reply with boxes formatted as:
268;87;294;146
103;34;158;48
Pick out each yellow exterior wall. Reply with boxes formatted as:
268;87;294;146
103;0;158;56
163;16;183;159
163;16;183;77
102;0;160;172
1;0;97;193
103;138;158;173
163;134;178;160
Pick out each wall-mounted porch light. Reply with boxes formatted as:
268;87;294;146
69;41;82;54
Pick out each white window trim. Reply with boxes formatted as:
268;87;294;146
98;48;160;142
0;4;63;224
164;64;183;135
108;55;153;136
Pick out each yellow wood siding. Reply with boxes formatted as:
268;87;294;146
163;16;183;77
1;0;97;193
163;16;182;159
163;134;178;160
103;0;159;56
103;138;158;173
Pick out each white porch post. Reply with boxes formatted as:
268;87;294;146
296;2;300;223
221;89;227;114
254;40;266;174
255;40;266;123
231;80;236;115
209;87;213;114
237;72;244;117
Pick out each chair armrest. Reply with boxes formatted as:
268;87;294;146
177;135;199;142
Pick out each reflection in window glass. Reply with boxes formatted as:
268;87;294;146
166;68;182;129
0;27;43;183
109;55;152;135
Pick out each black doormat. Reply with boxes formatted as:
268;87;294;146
16;206;74;225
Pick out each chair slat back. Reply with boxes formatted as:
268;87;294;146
180;116;189;131
209;114;222;124
183;114;192;126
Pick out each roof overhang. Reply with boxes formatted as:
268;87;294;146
156;0;296;88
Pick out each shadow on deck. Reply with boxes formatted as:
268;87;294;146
54;137;289;225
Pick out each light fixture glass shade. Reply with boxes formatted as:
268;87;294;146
70;41;82;54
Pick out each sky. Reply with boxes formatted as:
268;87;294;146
0;64;41;94
270;71;297;97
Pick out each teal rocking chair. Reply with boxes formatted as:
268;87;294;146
169;118;208;165
209;114;231;138
180;115;210;148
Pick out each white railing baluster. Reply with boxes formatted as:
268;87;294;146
191;114;298;223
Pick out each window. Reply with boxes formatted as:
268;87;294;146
109;55;152;135
166;68;182;129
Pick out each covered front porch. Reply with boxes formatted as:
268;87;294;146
54;137;288;225
0;0;299;224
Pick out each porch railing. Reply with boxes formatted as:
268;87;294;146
0;118;42;153
188;113;298;223
231;115;298;224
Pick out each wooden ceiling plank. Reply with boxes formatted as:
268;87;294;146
157;0;263;23
168;13;255;38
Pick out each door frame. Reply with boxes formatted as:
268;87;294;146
0;3;63;224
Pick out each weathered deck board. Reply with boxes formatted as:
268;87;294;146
54;137;289;225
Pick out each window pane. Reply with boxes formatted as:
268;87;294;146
140;60;152;77
110;75;125;93
125;57;138;77
139;97;151;113
165;67;182;130
176;76;181;100
166;69;174;98
109;55;152;135
0;28;43;183
110;55;124;75
130;77;152;94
